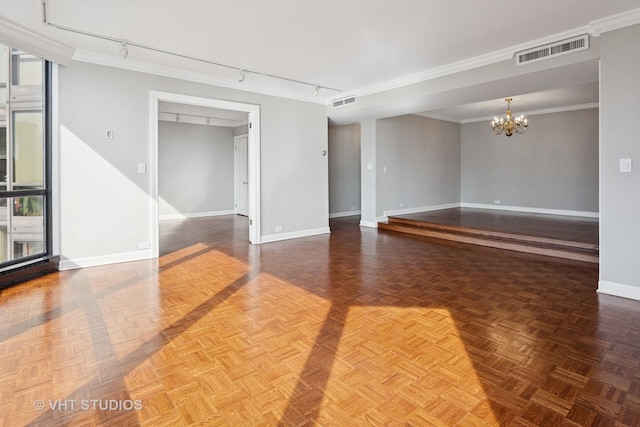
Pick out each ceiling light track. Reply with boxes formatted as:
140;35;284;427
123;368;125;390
158;111;243;123
40;0;341;95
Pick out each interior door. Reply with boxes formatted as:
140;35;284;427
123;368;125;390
234;135;249;216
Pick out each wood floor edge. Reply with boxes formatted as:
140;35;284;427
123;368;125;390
379;223;599;264
386;216;598;250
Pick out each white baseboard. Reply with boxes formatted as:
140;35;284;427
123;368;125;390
359;220;379;228
461;203;599;218
329;210;362;218
159;210;235;220
597;280;640;301
59;250;153;271
261;227;330;244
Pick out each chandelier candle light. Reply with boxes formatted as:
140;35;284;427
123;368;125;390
491;98;528;137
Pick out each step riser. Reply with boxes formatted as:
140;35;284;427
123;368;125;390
379;224;599;264
386;217;598;251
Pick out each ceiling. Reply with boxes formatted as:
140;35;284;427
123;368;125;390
2;1;640;120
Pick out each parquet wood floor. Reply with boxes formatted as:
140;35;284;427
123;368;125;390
1;215;639;426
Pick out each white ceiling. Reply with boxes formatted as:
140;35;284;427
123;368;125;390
2;0;640;119
420;83;600;124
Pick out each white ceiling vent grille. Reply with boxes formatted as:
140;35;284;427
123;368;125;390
516;34;589;66
332;96;357;108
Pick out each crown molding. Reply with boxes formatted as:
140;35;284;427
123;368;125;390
332;8;640;102
589;7;640;36
72;49;329;105
0;17;74;66
332;24;594;101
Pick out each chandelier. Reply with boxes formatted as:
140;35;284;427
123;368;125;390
491;98;528;137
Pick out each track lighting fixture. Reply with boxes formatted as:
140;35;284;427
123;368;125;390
41;1;340;95
175;114;180;122
118;43;128;59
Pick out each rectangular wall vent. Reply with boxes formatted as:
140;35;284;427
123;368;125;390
516;34;589;66
332;96;357;108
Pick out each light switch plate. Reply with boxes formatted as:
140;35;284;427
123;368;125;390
137;163;146;174
620;158;632;173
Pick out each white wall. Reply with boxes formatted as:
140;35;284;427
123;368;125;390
328;124;361;216
461;108;599;213
599;24;640;299
376;115;460;217
58;61;328;268
158;121;234;218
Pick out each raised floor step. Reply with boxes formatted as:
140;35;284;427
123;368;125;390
379;216;599;264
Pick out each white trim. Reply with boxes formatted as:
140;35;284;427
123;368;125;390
329;210;362;218
597;281;640;301
159;210;235;221
74;50;327;105
382;203;461;221
359;220;379;228
590;8;640;36
260;227;330;244
59;250;152;271
461;203;599;218
0;17;74;66
150;91;261;257
460;103;600;124
330;8;640;101
333;25;594;100
51;63;61;257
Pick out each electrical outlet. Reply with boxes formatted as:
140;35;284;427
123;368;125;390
494;200;501;205
275;226;283;232
138;242;150;250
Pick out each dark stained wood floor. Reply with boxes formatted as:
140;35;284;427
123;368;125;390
1;214;639;426
394;208;599;244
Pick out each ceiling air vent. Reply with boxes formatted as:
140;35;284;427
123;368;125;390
516;34;589;66
332;96;357;108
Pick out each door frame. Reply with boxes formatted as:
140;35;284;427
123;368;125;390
149;91;261;257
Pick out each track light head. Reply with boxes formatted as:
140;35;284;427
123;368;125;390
175;114;180;122
238;70;245;83
313;86;320;97
118;43;129;59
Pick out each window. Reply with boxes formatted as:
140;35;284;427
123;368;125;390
0;43;54;282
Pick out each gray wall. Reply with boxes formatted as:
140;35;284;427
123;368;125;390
461;108;599;212
234;124;248;136
600;24;640;291
158;121;234;217
59;61;328;263
328;124;361;215
376;115;460;216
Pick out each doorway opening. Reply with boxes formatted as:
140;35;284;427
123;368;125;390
149;91;261;259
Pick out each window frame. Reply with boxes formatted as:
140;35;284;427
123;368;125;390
0;53;52;272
